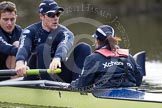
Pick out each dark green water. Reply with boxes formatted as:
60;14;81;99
10;0;162;61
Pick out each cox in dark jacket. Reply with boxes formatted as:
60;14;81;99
71;25;143;91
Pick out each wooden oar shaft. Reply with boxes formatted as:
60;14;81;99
0;69;61;76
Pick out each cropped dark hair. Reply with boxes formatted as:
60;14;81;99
0;1;17;16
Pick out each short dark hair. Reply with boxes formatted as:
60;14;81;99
0;1;17;16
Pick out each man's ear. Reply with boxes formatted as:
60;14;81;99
39;13;44;20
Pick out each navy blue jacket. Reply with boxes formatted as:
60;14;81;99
0;25;22;69
16;22;74;62
71;48;143;90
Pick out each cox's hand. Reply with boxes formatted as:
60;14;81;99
49;58;61;71
15;61;29;77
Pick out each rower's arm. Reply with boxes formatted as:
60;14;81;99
0;36;18;56
54;31;74;61
16;29;33;62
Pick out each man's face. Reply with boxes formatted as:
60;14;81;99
0;11;17;33
41;12;60;31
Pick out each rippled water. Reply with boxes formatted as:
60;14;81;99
142;61;162;92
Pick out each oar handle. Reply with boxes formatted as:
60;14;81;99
26;69;61;75
0;69;61;76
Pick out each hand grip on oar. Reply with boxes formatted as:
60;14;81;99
26;69;61;75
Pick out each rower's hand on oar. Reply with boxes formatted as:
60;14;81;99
49;58;61;72
15;61;29;77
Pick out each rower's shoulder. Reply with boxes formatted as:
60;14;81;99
22;22;41;34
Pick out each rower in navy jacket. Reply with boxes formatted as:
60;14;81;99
15;0;91;83
0;1;22;80
71;25;143;90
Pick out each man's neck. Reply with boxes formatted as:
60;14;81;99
42;23;50;32
41;22;58;32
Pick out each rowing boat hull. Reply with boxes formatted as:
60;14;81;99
0;87;162;108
